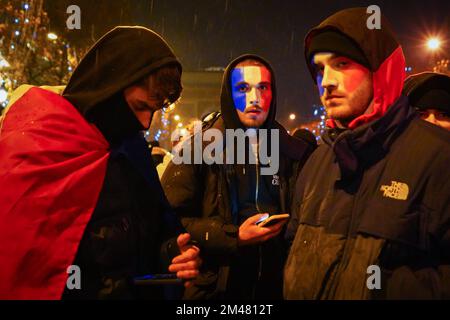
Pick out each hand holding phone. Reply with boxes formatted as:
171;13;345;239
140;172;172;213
256;214;290;227
238;213;289;246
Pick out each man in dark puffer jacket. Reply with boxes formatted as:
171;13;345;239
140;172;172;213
285;8;450;299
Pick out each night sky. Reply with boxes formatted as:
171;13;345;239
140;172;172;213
45;0;450;124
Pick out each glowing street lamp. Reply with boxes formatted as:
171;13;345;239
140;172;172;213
0;53;10;69
427;38;441;51
47;33;58;40
289;113;296;120
174;114;181;121
0;88;8;104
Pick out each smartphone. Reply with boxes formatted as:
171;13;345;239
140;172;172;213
133;274;183;286
256;214;290;227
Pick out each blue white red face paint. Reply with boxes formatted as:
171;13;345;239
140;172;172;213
231;66;272;113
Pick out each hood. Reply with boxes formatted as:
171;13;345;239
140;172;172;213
63;26;182;143
304;7;406;129
220;54;277;130
403;72;450;113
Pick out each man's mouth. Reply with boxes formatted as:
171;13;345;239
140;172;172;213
325;95;344;101
245;107;262;115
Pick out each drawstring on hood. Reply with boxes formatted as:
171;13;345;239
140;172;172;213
304;7;406;129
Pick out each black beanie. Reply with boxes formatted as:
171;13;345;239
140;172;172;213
306;29;370;71
415;89;450;114
404;72;450;114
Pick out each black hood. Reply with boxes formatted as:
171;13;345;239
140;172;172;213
403;72;450;114
63;26;182;143
220;54;277;130
304;7;406;129
305;7;400;77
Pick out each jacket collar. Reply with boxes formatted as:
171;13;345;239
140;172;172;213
323;95;416;180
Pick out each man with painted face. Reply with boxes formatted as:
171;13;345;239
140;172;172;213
162;55;313;299
403;72;450;131
284;8;450;299
0;26;201;299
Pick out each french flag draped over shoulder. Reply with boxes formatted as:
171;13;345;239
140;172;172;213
0;87;110;299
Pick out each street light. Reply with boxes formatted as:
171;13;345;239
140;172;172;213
427;38;441;51
174;114;180;121
0;54;10;68
289;113;296;120
0;88;8;104
47;33;58;40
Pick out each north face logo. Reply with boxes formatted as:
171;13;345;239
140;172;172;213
380;181;409;200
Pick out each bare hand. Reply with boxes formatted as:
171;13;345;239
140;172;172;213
238;213;287;246
168;233;202;288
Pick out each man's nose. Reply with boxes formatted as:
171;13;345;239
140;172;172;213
322;66;338;91
248;87;260;105
424;113;438;124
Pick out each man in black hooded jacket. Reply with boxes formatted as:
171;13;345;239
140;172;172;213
162;55;313;299
284;8;450;299
0;26;200;300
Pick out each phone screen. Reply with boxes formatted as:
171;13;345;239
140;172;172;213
133;274;182;286
256;215;269;225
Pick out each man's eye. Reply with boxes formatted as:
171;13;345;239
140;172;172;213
238;84;249;92
315;65;324;75
418;111;429;118
336;61;349;68
259;84;268;90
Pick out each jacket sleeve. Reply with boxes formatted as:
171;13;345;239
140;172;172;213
430;170;450;298
386;163;450;299
385;207;450;298
161;160;239;256
414;174;450;298
412;158;450;298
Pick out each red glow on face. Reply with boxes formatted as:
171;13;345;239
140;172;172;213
313;53;373;122
342;63;371;94
258;67;272;112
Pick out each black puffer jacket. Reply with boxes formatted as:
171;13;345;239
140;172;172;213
162;54;314;299
61;27;183;299
284;8;450;299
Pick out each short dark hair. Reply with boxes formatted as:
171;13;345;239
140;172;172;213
152;64;183;104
